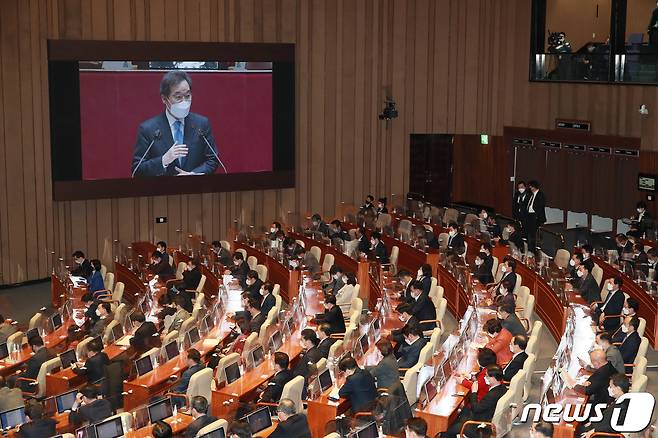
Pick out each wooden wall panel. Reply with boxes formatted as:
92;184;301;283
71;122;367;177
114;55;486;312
2;0;658;284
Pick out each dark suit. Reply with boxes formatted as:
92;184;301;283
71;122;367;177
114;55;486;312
260;293;276;319
408;294;436;332
317;337;336;359
357;235;370;255
71;259;93;279
577;274;600;304
501;313;526;337
172;363;205;393
261;369;293;402
150;258;175;279
446;233;466;255
417;275;432;297
619;331;641;371
366;355;399;389
132;112;219;177
184;414;217;438
444;384;507;437
73;351;109;383
69;398;114;425
229;262;250;288
505;231;525;252
246;278;264;301
269;413;312;438
311;221;331;237
181;267;202;291
633;251;650;276
370;241;389;264
338;368;378;412
512;191;529;222
293;347;322;379
474;263;494;284
495;292;516;310
249;312;267;334
496;271;517;294
578;362;615;407
396;337;427;369
16;418;57;438
130;321;160;355
324;276;345;294
316;305;346;334
24;347;54;379
597;289;625;332
329;228;351;242
523;190;546;253
214;247;232;267
503;351;528;382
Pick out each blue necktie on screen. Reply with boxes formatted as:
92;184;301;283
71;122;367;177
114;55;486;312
173;120;185;168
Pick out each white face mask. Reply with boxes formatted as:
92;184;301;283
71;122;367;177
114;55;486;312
622;307;630;315
637;208;643;213
475;259;483;266
621;324;629;333
449;230;456;237
260;288;265;296
484;377;491;386
371;239;376;246
607;283;614;291
481;212;488;219
518;188;525;194
569;259;575;267
501;266;507;273
270;227;276;233
608;386;616;398
509;344;515;353
405;337;414;345
247;279;254;286
95;309;102;317
417;269;423;277
576;270;584;278
168;99;191;119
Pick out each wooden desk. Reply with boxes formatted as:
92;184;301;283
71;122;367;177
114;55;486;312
114;261;147;306
125;412;194;437
592;255;658;348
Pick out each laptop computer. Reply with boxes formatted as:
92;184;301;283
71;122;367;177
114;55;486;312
135;355;153;376
147;397;173;423
0;406;26;429
55;389;78;413
224;362;241;384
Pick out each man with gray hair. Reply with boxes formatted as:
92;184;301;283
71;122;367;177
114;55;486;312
132;70;220;177
184;395;217;438
269;398;311;438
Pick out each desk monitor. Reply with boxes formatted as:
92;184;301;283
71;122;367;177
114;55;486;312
0;343;8;360
186;327;201;347
0;406;26;429
75;425;97;438
202;314;214;334
250;345;265;368
59;349;77;369
441;360;452;381
355;421;378;438
148;397;173;423
94;416;124;438
25;327;39;342
91;335;104;348
135;355;154;376
132;406;150;430
284;317;294;335
111;322;123;343
269;330;282;352
56;389;78;413
423;378;438;405
140;298;150;316
199;427;226;438
51;312;63;330
242;406;272;434
164;341;179;361
318;368;333;391
224;362;241;384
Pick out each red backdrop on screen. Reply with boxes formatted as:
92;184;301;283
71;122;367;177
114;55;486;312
79;71;273;180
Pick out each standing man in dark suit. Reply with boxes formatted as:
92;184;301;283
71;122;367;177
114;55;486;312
354;227;371;256
574;263;600;304
72;337;109;384
315;295;346;334
443;366;507;438
503;335;528;381
338;357;378;412
310;214;331;237
512;181;529;224
131;70;220;177
260;353;293;403
149;250;175;280
592;277;625;333
523;180;546;255
446;222;466;256
184;396;217;438
211;240;232;267
619;316;642;372
69;385;114;425
269;399;312;438
259;283;277;321
17;404;57;438
366;340;399;390
402;281;436;332
71;250;93;279
156;241;171;266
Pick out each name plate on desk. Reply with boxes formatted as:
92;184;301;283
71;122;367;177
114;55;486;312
556;119;591;131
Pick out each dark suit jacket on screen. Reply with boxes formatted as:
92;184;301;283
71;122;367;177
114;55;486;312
132;112;219;177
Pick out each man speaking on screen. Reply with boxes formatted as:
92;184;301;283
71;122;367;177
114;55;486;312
131;70;220;177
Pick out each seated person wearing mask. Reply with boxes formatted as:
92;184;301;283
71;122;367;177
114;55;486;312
395;325;427;369
149;250;175;280
338;356;378;413
592;277;625;333
315;295;346;334
225;252;250;288
474;251;494;284
244;270;264;301
211;240;232;266
88;259;105;297
72;337;110;383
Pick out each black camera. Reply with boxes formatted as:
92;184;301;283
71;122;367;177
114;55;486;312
378;100;398;120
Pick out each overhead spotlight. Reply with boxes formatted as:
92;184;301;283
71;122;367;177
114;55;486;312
378;99;398;121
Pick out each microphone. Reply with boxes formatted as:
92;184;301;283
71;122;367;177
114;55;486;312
195;127;228;174
132;129;162;178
